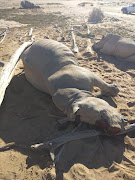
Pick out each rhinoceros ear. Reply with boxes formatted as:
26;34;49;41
100;110;108;119
70;105;80;120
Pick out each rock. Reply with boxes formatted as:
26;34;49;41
21;1;40;9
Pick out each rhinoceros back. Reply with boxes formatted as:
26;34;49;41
22;39;78;94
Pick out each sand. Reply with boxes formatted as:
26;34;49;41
0;0;135;179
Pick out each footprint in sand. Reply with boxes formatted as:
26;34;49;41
98;62;106;66
119;94;126;98
98;63;112;73
126;71;135;78
121;112;128;117
121;85;127;88
0;61;5;67
127;102;135;108
131;83;135;87
119;109;129;117
103;65;109;69
104;69;112;73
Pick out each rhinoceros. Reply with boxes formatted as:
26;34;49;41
21;39;128;134
93;33;135;62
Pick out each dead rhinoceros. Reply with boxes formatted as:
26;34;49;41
21;1;40;9
21;39;128;134
93;34;135;62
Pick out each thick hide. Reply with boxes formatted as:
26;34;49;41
93;34;135;62
22;39;127;133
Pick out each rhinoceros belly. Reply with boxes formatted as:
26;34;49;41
22;39;78;94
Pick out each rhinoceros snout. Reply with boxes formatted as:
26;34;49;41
95;116;128;134
107;117;128;134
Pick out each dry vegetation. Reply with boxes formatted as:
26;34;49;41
0;9;70;28
88;8;104;23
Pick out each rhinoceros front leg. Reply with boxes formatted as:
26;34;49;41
92;73;119;96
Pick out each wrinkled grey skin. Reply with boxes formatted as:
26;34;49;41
93;34;135;62
22;39;127;134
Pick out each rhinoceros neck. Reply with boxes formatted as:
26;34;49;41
52;88;92;117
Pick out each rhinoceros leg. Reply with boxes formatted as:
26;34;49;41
92;73;119;96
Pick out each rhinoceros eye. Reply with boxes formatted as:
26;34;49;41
120;116;128;123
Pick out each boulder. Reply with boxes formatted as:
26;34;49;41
21;1;40;9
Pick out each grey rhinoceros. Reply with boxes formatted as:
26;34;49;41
21;39;128;134
93;33;135;62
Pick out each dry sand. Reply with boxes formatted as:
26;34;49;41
0;0;135;179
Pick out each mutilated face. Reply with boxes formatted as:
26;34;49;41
71;97;128;134
92;35;106;50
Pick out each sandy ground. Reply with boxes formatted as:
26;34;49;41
0;0;135;179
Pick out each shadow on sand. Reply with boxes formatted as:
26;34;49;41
0;72;132;180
